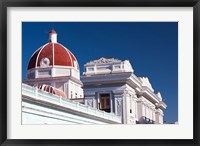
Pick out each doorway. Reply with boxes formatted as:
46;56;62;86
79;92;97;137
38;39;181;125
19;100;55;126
99;93;111;113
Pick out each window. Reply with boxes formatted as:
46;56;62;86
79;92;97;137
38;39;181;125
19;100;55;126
99;93;111;113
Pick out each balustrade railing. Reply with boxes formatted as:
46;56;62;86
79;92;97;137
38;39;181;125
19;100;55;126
22;83;121;123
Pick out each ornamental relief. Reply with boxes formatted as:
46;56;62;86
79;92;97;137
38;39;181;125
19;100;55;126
40;57;50;67
87;100;93;107
116;99;123;116
86;57;121;65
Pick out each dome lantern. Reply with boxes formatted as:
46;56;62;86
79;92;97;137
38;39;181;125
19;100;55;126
49;29;57;43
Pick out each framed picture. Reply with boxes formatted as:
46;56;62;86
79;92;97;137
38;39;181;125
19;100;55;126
0;0;199;146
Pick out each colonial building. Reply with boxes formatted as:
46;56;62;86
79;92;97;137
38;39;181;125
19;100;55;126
24;29;83;102
81;57;167;124
22;29;167;124
22;83;121;124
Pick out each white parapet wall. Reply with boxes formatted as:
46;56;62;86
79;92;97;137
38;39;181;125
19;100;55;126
22;83;122;124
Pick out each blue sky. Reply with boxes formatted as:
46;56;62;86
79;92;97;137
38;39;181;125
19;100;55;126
22;22;178;123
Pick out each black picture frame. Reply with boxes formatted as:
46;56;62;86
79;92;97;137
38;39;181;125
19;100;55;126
0;0;199;146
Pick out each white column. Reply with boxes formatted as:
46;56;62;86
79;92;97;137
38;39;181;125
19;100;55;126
153;110;155;122
142;103;145;118
97;93;100;109
123;92;127;124
51;68;55;77
149;107;152;120
110;92;113;113
145;104;149;122
134;99;138;119
64;82;67;97
68;81;70;99
145;104;148;119
35;70;38;78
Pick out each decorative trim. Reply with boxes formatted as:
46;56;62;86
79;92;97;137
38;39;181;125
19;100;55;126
86;57;121;65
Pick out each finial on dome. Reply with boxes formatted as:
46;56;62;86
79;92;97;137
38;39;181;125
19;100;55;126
49;29;57;43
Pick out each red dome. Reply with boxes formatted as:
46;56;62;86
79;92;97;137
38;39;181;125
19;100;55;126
28;42;79;70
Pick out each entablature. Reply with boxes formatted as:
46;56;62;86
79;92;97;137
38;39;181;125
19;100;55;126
156;101;167;110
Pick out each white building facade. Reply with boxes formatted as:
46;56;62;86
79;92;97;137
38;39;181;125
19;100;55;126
81;57;167;124
22;83;121;124
23;29;167;124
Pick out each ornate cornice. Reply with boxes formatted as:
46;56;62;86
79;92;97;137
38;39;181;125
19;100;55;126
85;57;121;65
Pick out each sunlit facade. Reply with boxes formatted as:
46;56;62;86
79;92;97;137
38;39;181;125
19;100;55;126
82;57;167;124
22;29;167;124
